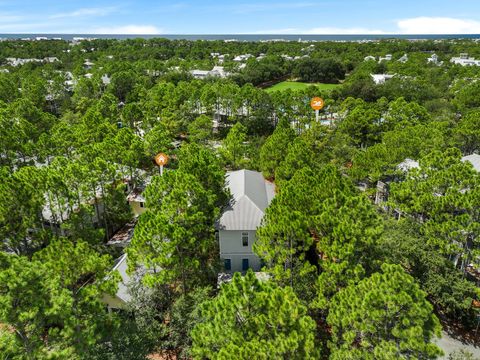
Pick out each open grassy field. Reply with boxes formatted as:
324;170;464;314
265;81;341;93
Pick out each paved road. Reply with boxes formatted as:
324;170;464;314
435;331;480;359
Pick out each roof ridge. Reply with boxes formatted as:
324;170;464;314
237;193;264;215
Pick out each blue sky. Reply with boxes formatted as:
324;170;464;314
1;0;480;34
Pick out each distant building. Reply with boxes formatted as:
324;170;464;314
450;53;480;66
462;154;480;172
233;54;253;62
397;158;420;172
371;73;395;85
127;187;147;217
44;57;59;63
379;54;393;62
102;253;145;310
217;170;275;273
427;53;443;65
398;54;408;63
83;60;94;70
5;57;44;67
101;74;111;86
190;66;228;79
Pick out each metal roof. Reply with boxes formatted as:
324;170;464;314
462;154;480;172
218;170;275;231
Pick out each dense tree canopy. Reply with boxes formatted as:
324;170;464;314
191;270;318;359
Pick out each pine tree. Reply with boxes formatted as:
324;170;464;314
191;271;318;359
327;263;443;360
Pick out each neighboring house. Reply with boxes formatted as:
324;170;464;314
5;57;43;67
379;54;392;62
190;70;210;79
371;73;395;85
102;253;148;311
398;54;408;63
217;170;275;273
427;53;443;65
102;253;131;310
101;74;111;86
397;158;420;172
462;154;480;172
127;187;147;217
374;155;479;208
233;54;253;62
190;66;228;79
83;60;94;70
450;53;480;66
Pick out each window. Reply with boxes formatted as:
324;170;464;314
224;259;231;271
242;232;249;247
139;202;145;208
242;258;249;271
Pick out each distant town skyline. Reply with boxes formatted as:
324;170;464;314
1;0;480;35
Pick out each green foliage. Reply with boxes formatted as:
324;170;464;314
168;286;213;359
191;271;318;359
337;101;382;147
0;166;47;256
259;122;296;179
0;237;118;358
389;148;480;270
454;80;480;111
454;110;480;154
128;170;219;291
350;123;445;182
380;219;478;325
255;166;383;308
221;122;248;169
293;58;346;84
128;145;227;292
188;114;213;144
327;263;443;360
383;97;431;130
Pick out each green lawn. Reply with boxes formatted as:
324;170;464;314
265;81;340;93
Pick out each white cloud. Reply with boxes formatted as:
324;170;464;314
233;2;315;14
397;17;480;34
89;25;163;35
253;16;480;35
252;27;385;35
50;7;117;19
301;27;386;35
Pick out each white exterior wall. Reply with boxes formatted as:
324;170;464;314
219;230;262;272
129;200;147;217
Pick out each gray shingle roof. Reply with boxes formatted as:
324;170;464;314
218;170;275;231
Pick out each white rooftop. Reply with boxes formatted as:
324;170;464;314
397;158;420;172
462;154;480;172
218;170;275;231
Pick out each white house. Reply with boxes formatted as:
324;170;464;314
190;70;210;79
371;73;395;85
83;60;94;69
397;158;420;172
450;53;480;66
462;154;480;172
233;54;253;62
379;54;392;62
398;54;408;63
190;66;228;79
427;53;443;65
217;170;275;273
